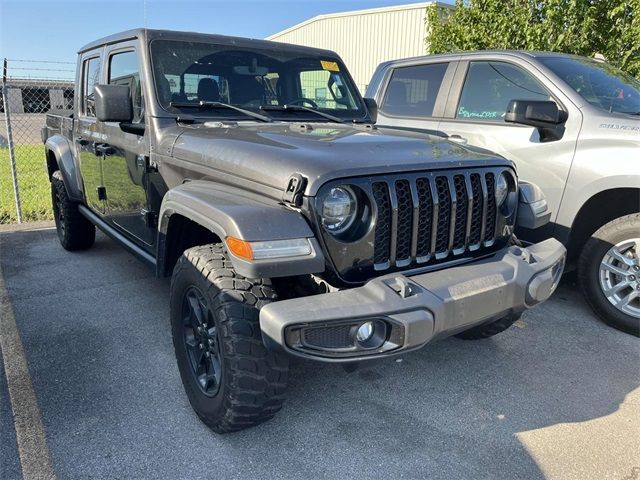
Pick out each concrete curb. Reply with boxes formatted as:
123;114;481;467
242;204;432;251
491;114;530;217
0;221;55;233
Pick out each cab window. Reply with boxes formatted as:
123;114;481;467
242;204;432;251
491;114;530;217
163;73;229;103
82;56;101;117
457;62;550;121
108;51;143;122
381;63;448;117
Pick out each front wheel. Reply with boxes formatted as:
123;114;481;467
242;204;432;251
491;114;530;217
578;214;640;336
169;244;289;433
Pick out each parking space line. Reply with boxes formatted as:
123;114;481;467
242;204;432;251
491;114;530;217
0;266;56;480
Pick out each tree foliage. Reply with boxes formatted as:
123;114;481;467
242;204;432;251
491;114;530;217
426;0;640;77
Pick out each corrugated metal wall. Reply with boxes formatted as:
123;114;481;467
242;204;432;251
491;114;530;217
267;3;434;93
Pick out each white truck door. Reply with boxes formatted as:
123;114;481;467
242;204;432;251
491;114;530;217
437;59;581;228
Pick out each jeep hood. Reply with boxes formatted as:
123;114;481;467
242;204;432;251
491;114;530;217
170;122;509;196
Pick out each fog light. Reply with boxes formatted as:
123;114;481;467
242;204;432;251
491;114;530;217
356;322;374;342
353;319;387;349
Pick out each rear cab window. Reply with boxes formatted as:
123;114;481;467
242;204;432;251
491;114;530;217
164;73;230;103
381;63;448;118
456;61;550;121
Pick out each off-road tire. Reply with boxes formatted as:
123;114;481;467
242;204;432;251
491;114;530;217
578;214;640;337
170;244;289;433
455;313;520;340
51;171;95;251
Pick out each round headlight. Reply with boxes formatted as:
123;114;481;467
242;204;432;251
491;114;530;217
322;186;356;234
495;172;509;206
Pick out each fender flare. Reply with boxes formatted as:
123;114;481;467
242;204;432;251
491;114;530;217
45;135;84;202
157;180;324;279
555;174;640;244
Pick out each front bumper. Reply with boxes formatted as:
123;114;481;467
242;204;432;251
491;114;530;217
260;238;566;362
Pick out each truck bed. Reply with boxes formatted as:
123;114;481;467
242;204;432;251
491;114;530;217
41;110;74;144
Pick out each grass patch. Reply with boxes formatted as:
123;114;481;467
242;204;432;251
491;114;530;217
0;144;52;224
0;144;150;225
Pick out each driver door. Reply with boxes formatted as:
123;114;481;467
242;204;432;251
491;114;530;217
100;42;155;248
437;59;582;227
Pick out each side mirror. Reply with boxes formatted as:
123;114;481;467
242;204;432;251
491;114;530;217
363;97;378;124
94;84;133;123
505;99;567;142
504;100;565;128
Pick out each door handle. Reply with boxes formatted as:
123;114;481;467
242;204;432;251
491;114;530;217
448;135;468;144
94;143;115;156
75;137;88;146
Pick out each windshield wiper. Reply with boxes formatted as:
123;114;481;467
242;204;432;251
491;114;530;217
259;104;344;123
169;101;272;122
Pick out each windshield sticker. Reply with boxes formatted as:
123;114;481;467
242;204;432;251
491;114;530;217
321;60;340;72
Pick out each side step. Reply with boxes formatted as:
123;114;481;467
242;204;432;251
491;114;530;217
78;205;156;270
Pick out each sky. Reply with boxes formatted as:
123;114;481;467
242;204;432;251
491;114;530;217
0;0;441;78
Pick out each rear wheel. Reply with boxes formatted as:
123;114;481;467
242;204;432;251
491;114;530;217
455;313;520;340
51;171;95;251
170;244;289;433
578;214;640;336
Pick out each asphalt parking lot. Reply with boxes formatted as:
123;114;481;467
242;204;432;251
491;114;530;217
1;225;639;480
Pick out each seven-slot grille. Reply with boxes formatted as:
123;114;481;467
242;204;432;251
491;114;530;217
372;171;499;270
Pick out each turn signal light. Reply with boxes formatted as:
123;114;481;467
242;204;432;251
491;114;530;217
226;237;253;260
226;237;312;261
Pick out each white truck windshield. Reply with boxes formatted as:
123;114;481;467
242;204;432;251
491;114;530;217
540;56;640;115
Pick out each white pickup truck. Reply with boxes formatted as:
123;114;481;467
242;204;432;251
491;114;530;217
366;51;640;336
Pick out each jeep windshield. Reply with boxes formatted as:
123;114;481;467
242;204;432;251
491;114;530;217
540;56;640;115
150;39;366;121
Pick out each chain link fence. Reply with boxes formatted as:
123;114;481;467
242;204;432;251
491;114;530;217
1;58;75;224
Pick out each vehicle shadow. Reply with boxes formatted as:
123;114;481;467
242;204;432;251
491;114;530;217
226;276;639;479
1;228;638;480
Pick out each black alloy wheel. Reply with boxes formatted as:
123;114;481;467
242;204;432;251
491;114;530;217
181;286;223;397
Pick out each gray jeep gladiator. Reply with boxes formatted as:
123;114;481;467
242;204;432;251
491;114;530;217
366;51;640;335
42;29;565;433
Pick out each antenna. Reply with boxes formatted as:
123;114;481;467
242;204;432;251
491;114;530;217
143;0;148;28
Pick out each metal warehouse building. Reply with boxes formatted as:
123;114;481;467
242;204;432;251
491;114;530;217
266;2;450;92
